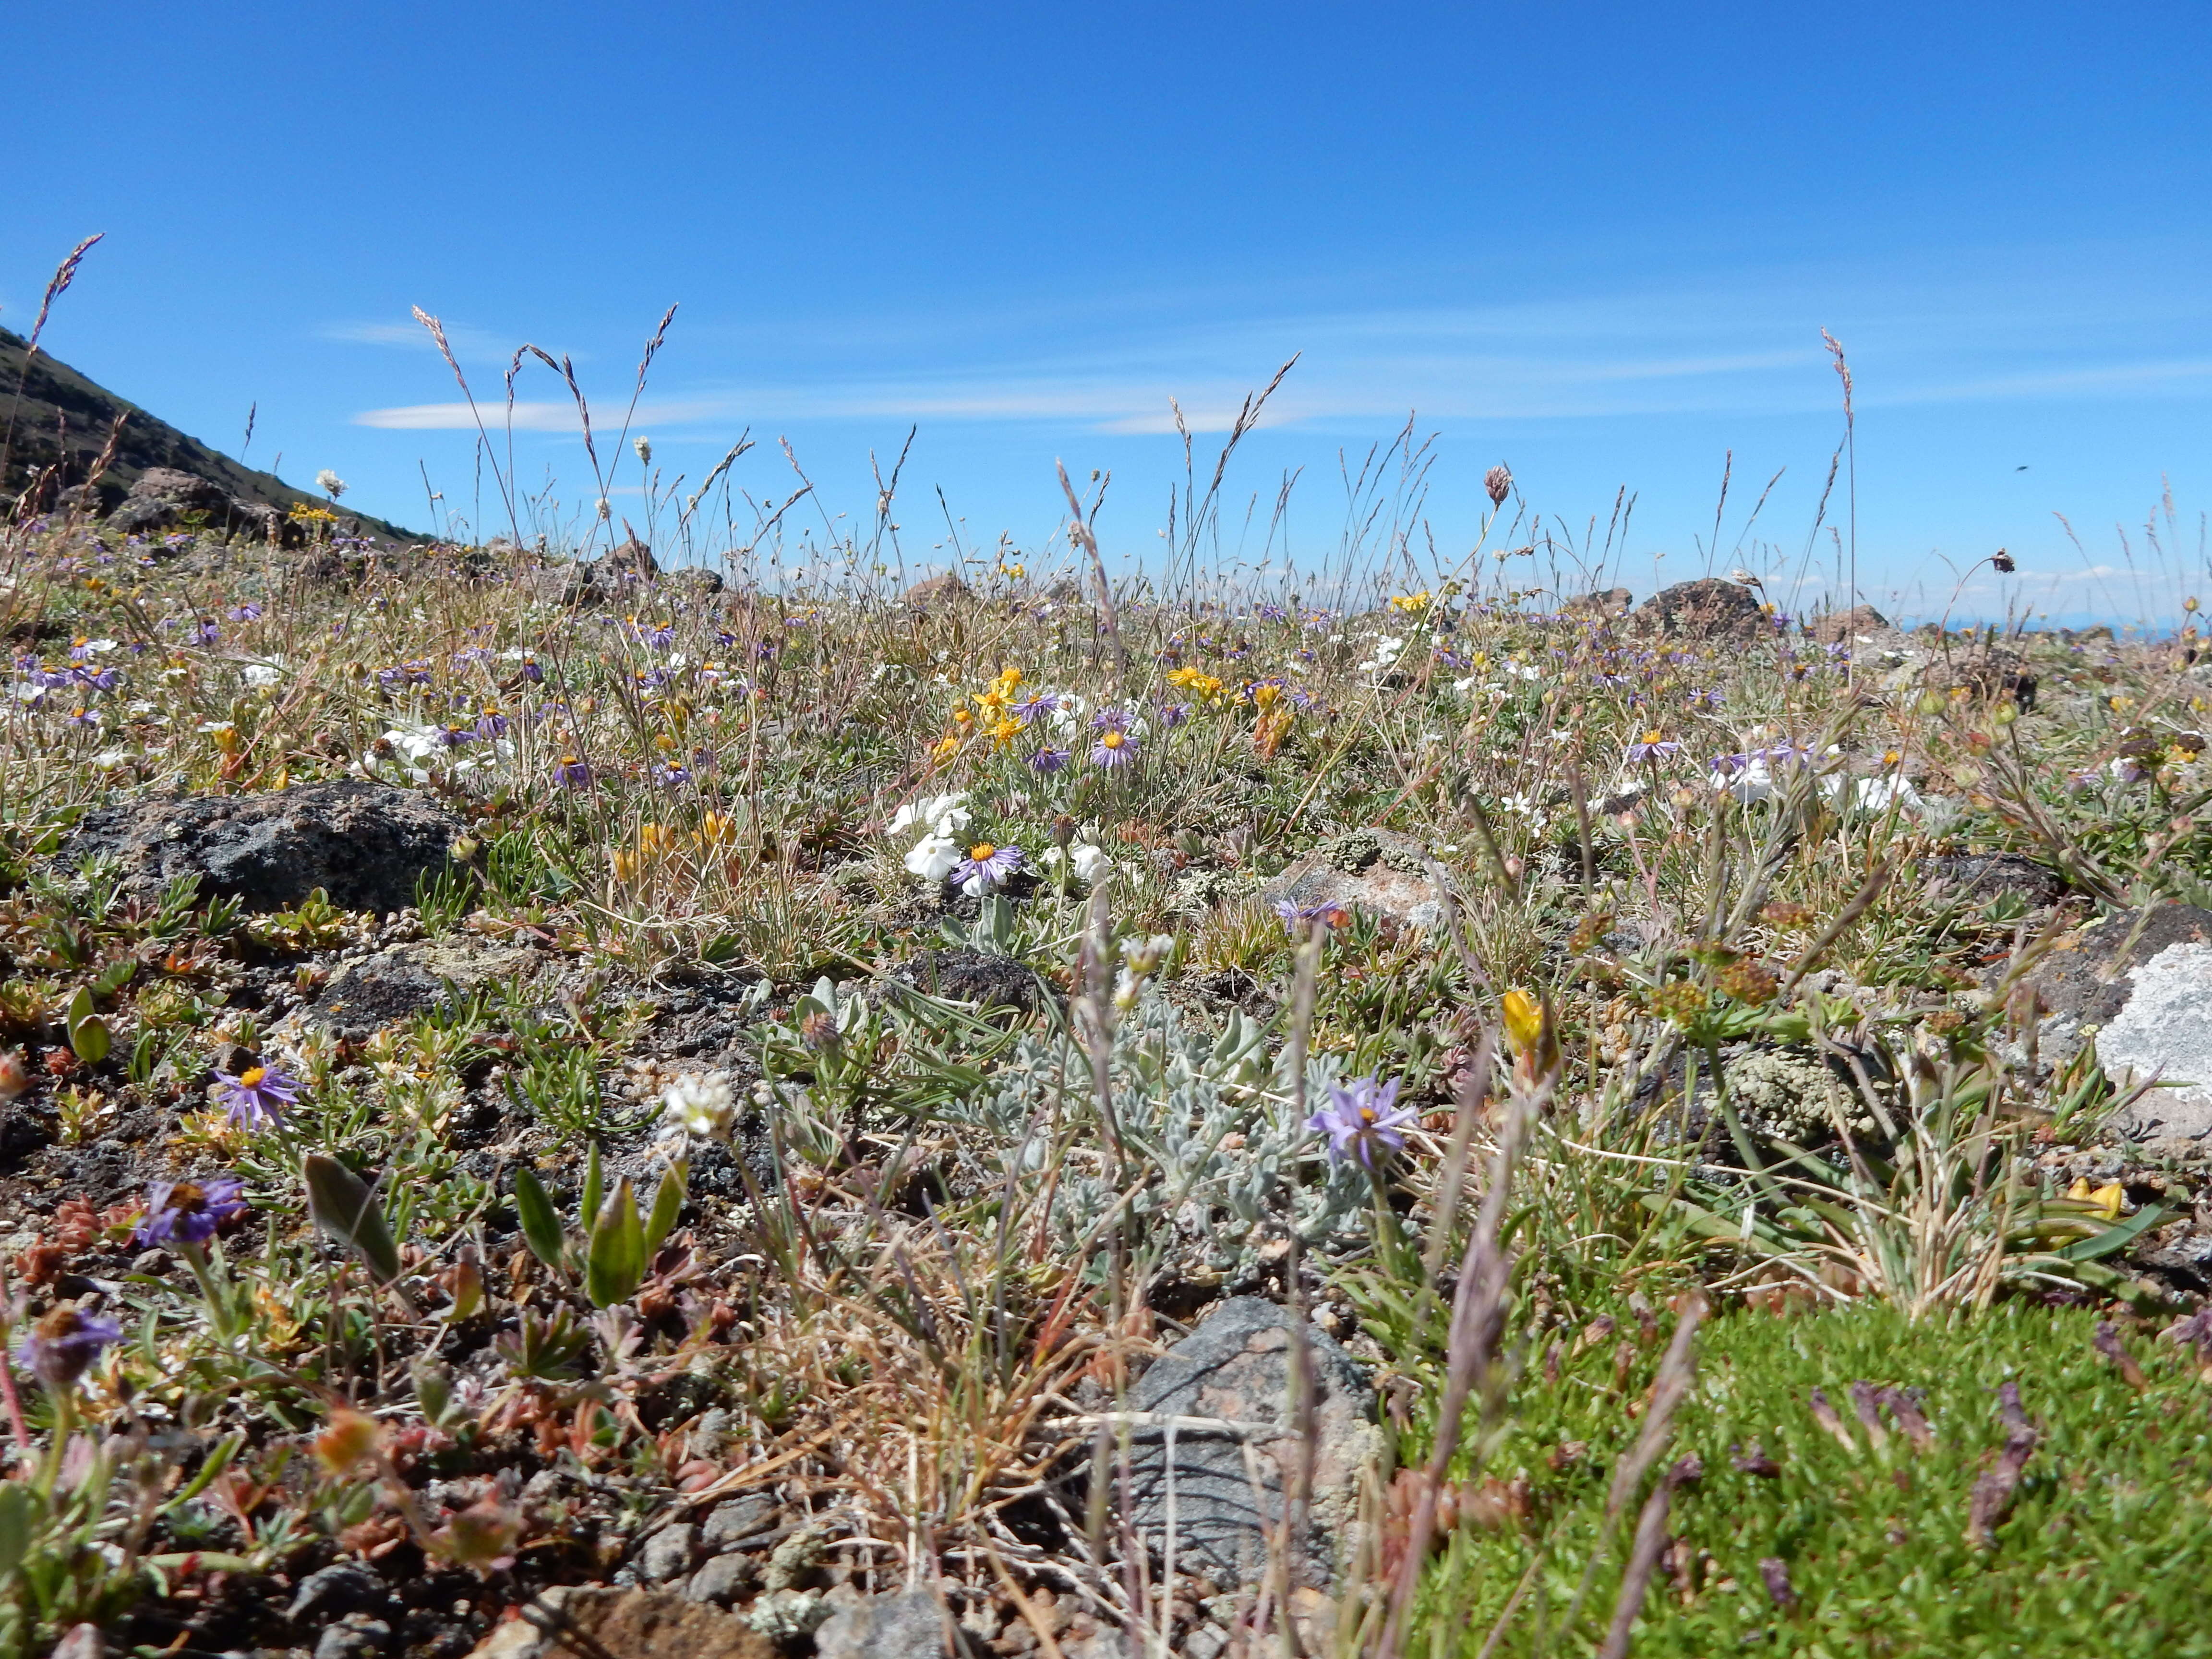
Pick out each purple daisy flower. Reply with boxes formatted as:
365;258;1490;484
214;1062;298;1130
436;723;476;748
651;762;691;787
1156;702;1191;729
193;620;220;648
1028;745;1072;774
554;755;592;790
16;1307;123;1390
134;1176;248;1249
1011;692;1061;726
951;842;1023;894
1305;1076;1417;1171
228;602;264;622
475;707;510;740
1623;730;1681;764
517;655;543;684
1091;727;1140;769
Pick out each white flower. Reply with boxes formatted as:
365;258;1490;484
77;638;116;656
242;663;282;687
1120;933;1175;974
92;748;127;769
1499;793;1542;821
1824;774;1924;816
125;699;157;717
1043;842;1113;883
904;833;962;882
1713;758;1777;803
662;1071;735;1140
315;469;347;499
888;792;969;841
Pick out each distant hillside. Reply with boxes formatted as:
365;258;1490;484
0;326;420;541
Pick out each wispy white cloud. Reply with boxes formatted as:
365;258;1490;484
320;317;514;359
356;397;730;431
349;255;2212;437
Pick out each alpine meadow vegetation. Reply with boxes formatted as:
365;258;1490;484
3;279;2212;1659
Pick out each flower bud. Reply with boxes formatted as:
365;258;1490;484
314;1407;382;1475
1485;465;1513;508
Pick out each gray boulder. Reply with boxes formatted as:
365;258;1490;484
63;781;462;915
1256;827;1450;930
812;1588;952;1659
903;573;968;608
1112;1295;1377;1587
2020;905;2212;1142
310;937;543;1039
1634;577;1771;641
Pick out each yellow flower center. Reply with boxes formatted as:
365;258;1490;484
239;1066;266;1088
1642;729;1663;745
1102;730;1126;749
1359;1106;1377;1125
970;842;996;861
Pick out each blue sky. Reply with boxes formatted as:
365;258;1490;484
8;1;2209;618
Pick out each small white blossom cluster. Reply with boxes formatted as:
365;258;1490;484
891;791;972;883
1043;842;1113;884
661;1070;735;1141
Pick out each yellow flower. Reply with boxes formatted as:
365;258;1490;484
2067;1177;2126;1220
991;718;1022;747
1389;590;1433;615
1502;989;1545;1058
699;811;738;847
929;734;962;764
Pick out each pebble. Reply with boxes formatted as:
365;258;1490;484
638;1521;698;1583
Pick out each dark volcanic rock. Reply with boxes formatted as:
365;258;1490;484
64;781;460;914
1561;587;1633;618
1112;1296;1377;1586
0;326;418;543
1810;604;1891;644
310;938;543;1039
1634;577;1770;641
1921;851;2067;909
903;572;968;607
107;467;235;533
891;947;1041;1013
